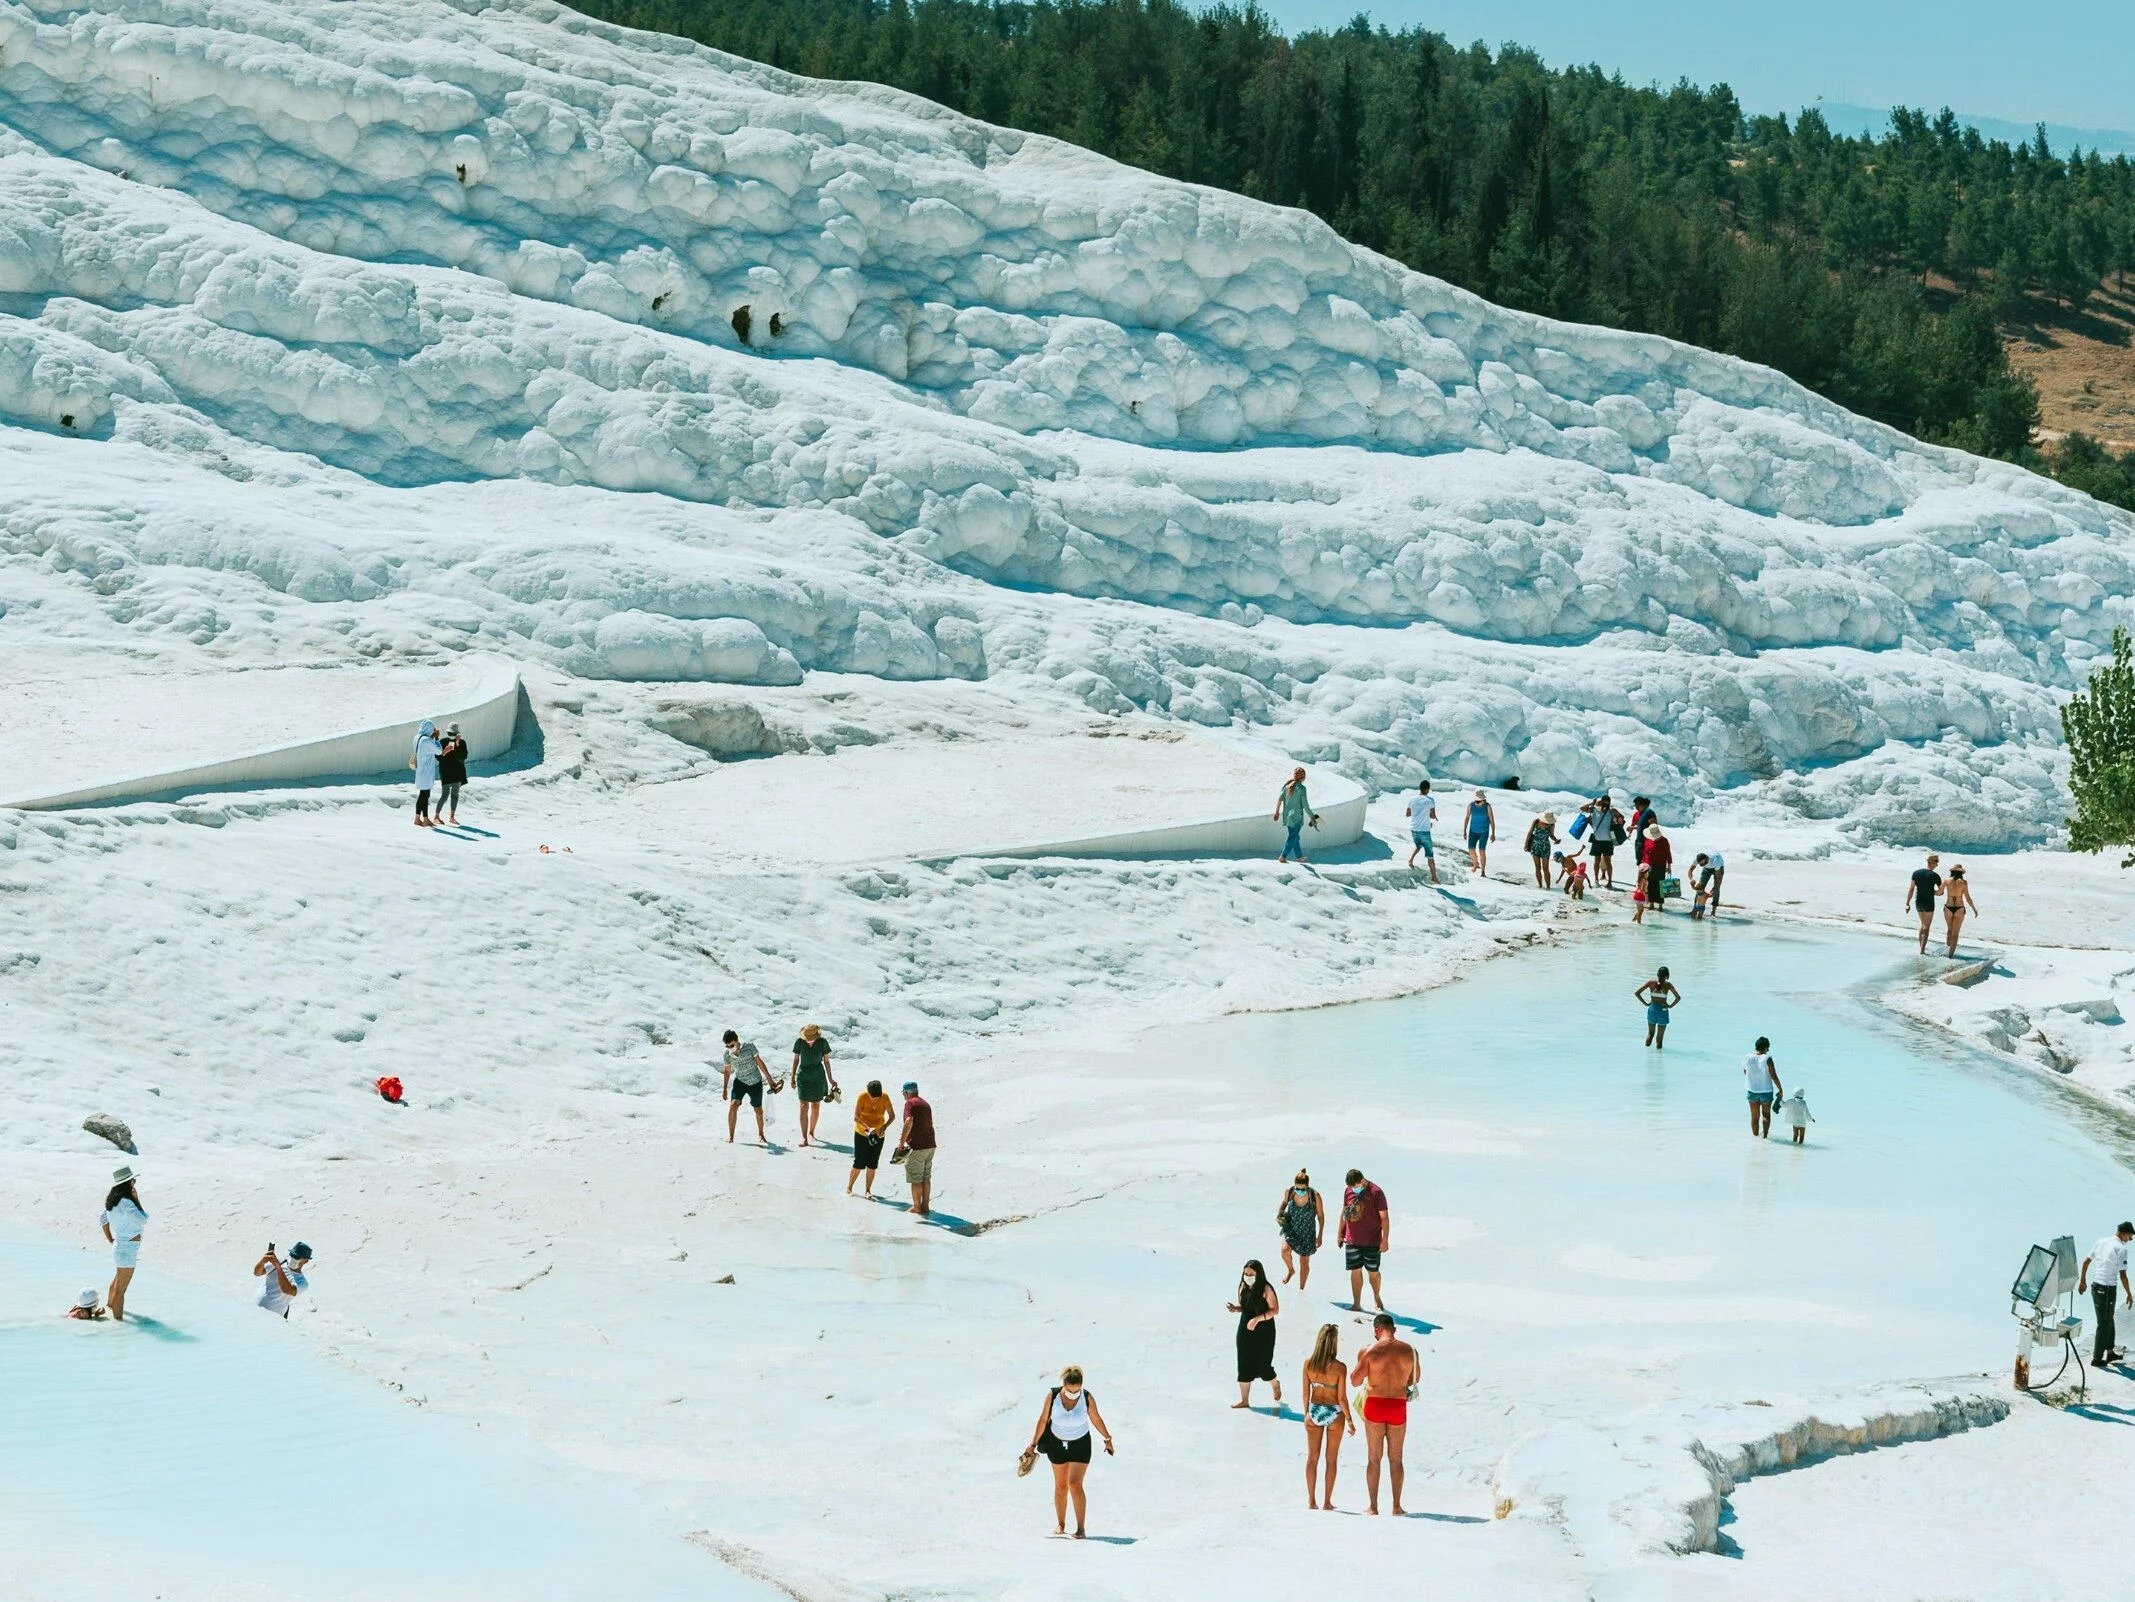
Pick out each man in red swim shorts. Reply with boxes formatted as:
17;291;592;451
1350;1313;1420;1516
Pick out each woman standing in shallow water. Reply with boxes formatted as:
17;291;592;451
99;1167;146;1322
1300;1323;1354;1509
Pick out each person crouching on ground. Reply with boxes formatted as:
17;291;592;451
896;1080;936;1217
255;1242;313;1318
1021;1365;1114;1538
1689;852;1722;919
67;1289;107;1321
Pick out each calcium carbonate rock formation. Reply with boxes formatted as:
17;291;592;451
3;0;2132;841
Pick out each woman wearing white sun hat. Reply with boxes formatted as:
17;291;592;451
98;1166;147;1322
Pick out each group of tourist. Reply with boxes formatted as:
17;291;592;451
719;1026;938;1216
1027;1163;1417;1530
79;1165;312;1325
1391;781;1727;918
409;719;470;828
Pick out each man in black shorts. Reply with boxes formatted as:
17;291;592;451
1587;794;1622;889
1340;1167;1390;1313
1905;853;1942;954
721;1030;774;1144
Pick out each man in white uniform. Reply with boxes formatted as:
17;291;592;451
2079;1222;2133;1368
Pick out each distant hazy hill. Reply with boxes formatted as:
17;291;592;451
1813;103;2135;159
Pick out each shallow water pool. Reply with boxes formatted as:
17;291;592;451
0;1231;769;1600
1177;917;2135;1403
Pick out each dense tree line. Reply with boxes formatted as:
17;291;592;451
571;0;2135;483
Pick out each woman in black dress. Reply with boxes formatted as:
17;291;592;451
1229;1258;1281;1409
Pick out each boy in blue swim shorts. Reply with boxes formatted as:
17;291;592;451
1633;966;1681;1049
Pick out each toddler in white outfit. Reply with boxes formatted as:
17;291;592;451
1780;1088;1813;1145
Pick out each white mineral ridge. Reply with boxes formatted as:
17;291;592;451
3;0;2134;843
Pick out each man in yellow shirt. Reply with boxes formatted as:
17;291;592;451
848;1079;895;1198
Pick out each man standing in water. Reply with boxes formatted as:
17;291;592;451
1743;1036;1783;1138
1274;767;1315;865
1340;1168;1390;1312
896;1079;937;1218
1350;1313;1420;1516
1905;853;1943;954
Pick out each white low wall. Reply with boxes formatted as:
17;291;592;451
940;766;1368;861
6;660;521;811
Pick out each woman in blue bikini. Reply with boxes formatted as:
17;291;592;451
1300;1322;1355;1509
1634;966;1681;1049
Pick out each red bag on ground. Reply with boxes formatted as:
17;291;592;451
376;1076;404;1103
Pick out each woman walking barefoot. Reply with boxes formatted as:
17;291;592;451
1276;1171;1324;1289
1229;1259;1282;1409
1943;865;1980;956
847;1079;893;1196
790;1024;837;1147
1300;1323;1355;1509
1021;1366;1114;1538
98;1167;146;1322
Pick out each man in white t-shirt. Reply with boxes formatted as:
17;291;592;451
254;1242;312;1318
1404;781;1438;882
2079;1222;2133;1368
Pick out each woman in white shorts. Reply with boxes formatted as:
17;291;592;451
99;1166;147;1322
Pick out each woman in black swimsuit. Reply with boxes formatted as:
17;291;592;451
1276;1171;1324;1289
1229;1259;1281;1409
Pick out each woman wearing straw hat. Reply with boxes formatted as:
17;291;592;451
791;1024;838;1148
98;1166;146;1322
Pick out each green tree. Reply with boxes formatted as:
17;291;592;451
2063;629;2135;865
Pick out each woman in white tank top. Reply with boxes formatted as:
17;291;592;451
1019;1365;1115;1538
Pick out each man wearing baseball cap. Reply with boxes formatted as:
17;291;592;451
895;1081;937;1218
254;1241;315;1318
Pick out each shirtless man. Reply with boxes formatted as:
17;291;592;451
1349;1313;1420;1516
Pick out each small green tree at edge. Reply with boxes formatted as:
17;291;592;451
2063;627;2135;866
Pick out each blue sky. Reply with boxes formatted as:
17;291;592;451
1256;0;2135;137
